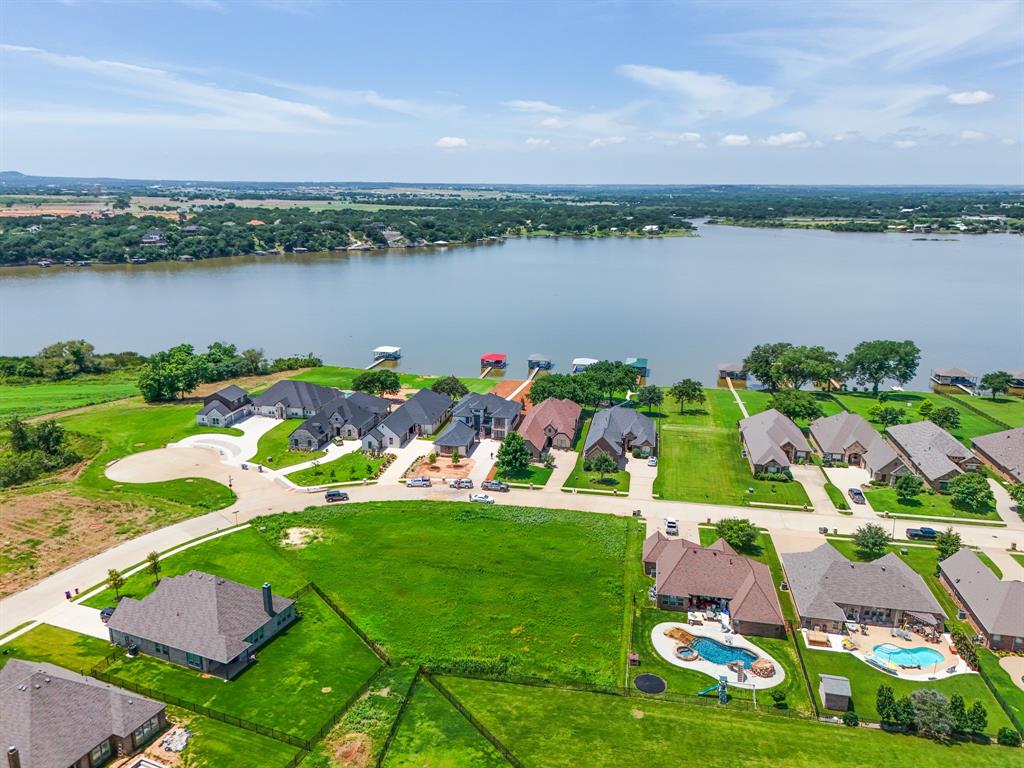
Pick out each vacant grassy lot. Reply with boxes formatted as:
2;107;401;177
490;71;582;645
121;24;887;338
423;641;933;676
864;486;999;521
737;388;846;427
104;593;382;740
249;418;325;469
0;371;140;419
257;502;630;686
831;391;1003;444
442;676;1018;767
291;366;494;394
652;389;811;508
563;416;630;493
286;450;387;486
956;394;1024;427
383;678;505;767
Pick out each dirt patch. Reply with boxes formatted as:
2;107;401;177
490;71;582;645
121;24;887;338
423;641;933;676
491;379;533;411
321;686;333;693
631;708;645;719
333;733;372;768
186;369;314;398
281;526;322;548
412;457;475;480
0;489;179;598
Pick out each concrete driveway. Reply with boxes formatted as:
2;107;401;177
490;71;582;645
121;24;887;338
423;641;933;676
824;466;873;517
990;479;1024;530
39;602;109;641
173;415;279;465
543;449;577;491
789;465;834;514
627;455;658;501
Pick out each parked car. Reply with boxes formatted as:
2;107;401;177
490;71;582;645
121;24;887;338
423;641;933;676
449;478;473;489
470;493;495;504
481;480;509;492
100;607;115;623
407;477;432;488
847;487;866;504
818;526;829;534
324;489;349;502
665;517;679;535
647;456;658;467
906;527;938;541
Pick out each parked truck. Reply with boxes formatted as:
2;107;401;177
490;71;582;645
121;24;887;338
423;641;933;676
905;526;938;541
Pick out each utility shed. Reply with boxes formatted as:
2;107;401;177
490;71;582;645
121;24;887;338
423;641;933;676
818;674;852;711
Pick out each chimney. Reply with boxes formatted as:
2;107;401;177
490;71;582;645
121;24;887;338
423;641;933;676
8;746;21;768
262;583;275;617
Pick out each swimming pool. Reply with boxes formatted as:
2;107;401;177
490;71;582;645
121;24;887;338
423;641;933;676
691;636;759;668
872;644;944;668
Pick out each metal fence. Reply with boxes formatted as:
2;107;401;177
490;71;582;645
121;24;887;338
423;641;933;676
374;669;423;768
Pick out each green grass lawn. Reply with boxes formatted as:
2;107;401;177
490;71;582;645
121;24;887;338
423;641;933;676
977;648;1024;733
831;391;1004;444
0;623;112;673
382;678;506;767
864;487;999;521
59;399;239;511
948;394;1024;428
495;463;554;486
0;370;140;419
289;366;495;394
249;418;325;469
104;593;382;740
441;676;1019;767
652;389;811;508
737;388;846;428
255;502;630;687
169;707;303;768
563;416;631;493
286;450;387;486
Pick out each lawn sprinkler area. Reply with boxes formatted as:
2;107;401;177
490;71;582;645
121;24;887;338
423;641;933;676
651;622;785;690
798;625;970;681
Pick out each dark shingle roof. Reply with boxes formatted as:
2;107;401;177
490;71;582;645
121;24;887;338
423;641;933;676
0;659;164;768
215;384;248;400
971;427;1024;483
584;405;656;456
452;392;522;421
293;391;390;438
887;421;974;482
433;420;477;448
940;548;1024;638
107;570;293;664
252;380;339;411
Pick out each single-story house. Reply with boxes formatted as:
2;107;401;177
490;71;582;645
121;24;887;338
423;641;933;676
517;397;582;459
195;384;252;427
939;548;1024;651
930;367;979;389
886;421;984;490
451;392;522;440
818;674;852;712
971;427;1024;484
641;530;698;576
108;570;297;680
583;405;657;465
781;544;944;633
1;659;167;768
289;391;390;450
809;411;909;484
433;419;478;457
645;533;786;637
738;408;810;474
252;380;340;419
362;389;453;451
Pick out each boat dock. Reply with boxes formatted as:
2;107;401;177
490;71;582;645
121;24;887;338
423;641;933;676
480;353;507;378
367;345;401;369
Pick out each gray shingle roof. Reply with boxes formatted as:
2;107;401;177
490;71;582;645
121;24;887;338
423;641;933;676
940;548;1024;638
452;392;522;421
107;570;294;664
214;384;248;400
293;391;390;439
252;380;339;411
739;409;809;467
809;411;903;474
782;544;944;625
0;659;164;768
433;420;477;448
971;427;1024;483
887;421;974;482
390;389;453;431
819;674;852;697
584;405;656;457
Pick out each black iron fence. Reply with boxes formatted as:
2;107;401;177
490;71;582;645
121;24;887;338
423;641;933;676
375;669;422;768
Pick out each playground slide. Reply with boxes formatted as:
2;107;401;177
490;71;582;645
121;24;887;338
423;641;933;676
697;684;719;696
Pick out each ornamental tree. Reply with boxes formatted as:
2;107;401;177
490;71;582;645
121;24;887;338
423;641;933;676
948;472;994;511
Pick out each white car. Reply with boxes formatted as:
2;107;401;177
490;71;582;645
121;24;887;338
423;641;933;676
407;477;432;488
647;456;658;467
470;493;495;504
665;517;679;535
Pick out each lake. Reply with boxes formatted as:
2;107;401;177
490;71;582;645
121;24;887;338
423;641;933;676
1;225;1020;387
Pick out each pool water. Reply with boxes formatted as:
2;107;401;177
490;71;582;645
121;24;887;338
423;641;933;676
691;637;759;668
872;643;944;667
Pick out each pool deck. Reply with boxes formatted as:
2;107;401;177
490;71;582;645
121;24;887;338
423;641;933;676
651;621;786;690
799;625;972;681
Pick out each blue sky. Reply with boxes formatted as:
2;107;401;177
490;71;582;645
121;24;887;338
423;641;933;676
1;0;1021;183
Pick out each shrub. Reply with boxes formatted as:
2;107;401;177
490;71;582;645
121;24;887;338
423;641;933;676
770;689;787;708
842;711;859;727
997;726;1022;746
951;630;978;670
755;471;791;482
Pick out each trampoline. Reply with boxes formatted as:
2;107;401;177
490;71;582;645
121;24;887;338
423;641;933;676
634;674;666;694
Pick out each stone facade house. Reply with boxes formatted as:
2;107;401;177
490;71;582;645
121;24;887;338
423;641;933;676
0;659;167;768
451;392;522;440
516;397;582;459
362;389;453;452
289;391;390;450
583;405;656;466
108;570;297;680
738;408;809;474
195;384;253;427
940;548;1024;651
886;421;984;490
252;380;340;419
809;411;908;484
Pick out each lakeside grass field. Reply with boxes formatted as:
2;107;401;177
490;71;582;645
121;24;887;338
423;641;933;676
957;394;1024;427
290;366;495;394
830;390;1007;444
0;371;140;419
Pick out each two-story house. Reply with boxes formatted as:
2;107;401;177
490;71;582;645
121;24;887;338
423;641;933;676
451;392;522;440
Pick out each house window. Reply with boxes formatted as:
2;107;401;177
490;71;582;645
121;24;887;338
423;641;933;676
245;626;265;644
185;652;203;668
89;739;112;766
154;642;170;655
133;715;161;747
992;634;1002;644
661;595;684;606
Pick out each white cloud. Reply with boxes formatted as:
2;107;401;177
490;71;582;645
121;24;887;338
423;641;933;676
678;132;702;143
502;100;563;113
525;137;551;146
539;117;561;128
618;64;776;118
589;136;625;148
959;129;987;140
435;136;468;148
762;130;809;146
894;139;917;148
720;134;751;147
948;90;994;105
